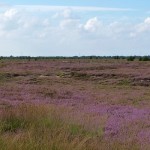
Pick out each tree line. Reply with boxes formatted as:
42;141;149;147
0;55;150;61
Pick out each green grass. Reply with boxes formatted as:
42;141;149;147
0;104;142;150
118;79;131;86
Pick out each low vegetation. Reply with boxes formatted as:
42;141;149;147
0;104;143;150
0;55;150;61
0;58;150;150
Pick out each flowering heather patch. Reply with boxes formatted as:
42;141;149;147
0;104;144;150
83;104;150;142
0;59;150;149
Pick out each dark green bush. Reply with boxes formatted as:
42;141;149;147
127;56;135;61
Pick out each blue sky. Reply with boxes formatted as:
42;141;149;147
3;0;150;9
0;0;150;56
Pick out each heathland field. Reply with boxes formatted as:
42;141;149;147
0;58;150;150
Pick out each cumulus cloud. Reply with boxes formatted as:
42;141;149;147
0;5;149;56
137;18;150;32
130;17;150;37
0;7;50;38
62;8;72;18
0;8;20;33
144;17;150;24
4;9;18;19
53;8;73;19
83;17;101;32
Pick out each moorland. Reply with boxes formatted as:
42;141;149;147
0;58;150;150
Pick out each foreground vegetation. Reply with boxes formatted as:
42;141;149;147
0;104;143;150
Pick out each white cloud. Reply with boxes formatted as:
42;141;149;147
138;19;150;32
130;17;150;37
62;8;72;18
107;22;132;38
18;17;39;29
60;18;79;29
14;5;134;12
42;19;51;27
83;17;101;32
0;8;20;32
0;5;149;56
4;9;18;19
144;17;150;24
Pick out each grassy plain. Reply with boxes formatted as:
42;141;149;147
0;59;150;150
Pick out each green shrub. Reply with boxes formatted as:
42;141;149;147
127;56;135;61
139;56;150;61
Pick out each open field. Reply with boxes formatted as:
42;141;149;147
0;59;150;150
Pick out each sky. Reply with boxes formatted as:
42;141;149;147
0;0;150;56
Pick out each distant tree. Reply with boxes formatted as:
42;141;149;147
127;56;135;61
139;56;150;61
139;57;143;61
10;55;13;58
142;56;150;61
34;58;38;61
113;56;120;59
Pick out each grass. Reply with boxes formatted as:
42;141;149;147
0;73;9;83
0;104;142;150
0;59;150;149
70;72;89;80
0;72;21;84
118;79;131;86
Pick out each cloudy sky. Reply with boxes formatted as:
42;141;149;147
0;0;150;56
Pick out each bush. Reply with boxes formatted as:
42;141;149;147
143;56;150;61
127;56;135;61
139;56;150;61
